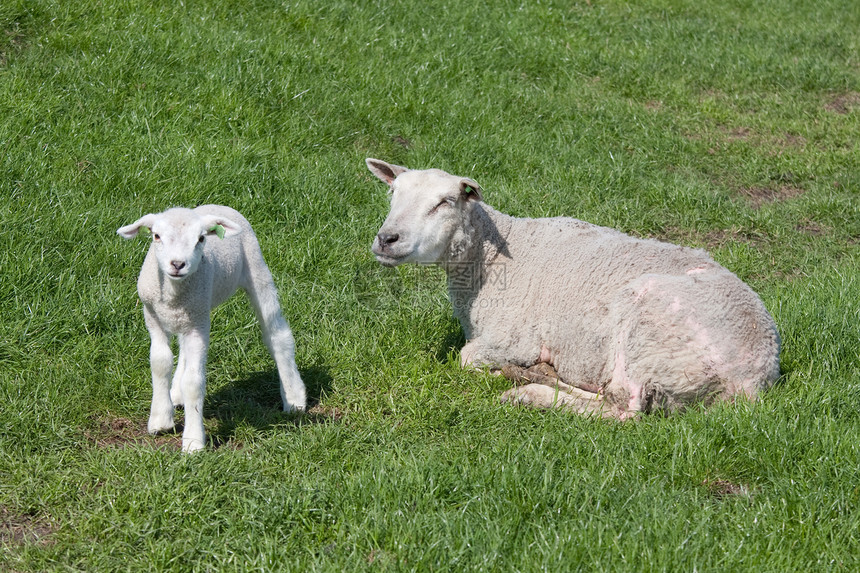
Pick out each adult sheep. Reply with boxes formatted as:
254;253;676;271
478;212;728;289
117;205;306;452
367;158;780;418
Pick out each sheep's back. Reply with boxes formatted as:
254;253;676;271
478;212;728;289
477;210;757;384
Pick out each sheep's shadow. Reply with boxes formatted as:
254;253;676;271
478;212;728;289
203;364;334;448
434;318;466;363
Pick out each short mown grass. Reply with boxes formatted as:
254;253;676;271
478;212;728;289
1;0;858;570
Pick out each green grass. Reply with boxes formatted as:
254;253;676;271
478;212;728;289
1;0;858;570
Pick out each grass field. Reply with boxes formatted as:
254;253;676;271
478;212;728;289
1;0;858;570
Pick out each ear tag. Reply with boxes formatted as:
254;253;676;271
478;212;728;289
139;226;151;237
210;224;226;239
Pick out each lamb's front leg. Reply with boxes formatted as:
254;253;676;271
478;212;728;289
177;327;210;453
144;307;175;434
169;348;186;407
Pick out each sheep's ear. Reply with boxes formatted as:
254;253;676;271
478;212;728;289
459;178;483;202
117;214;158;239
203;216;242;240
366;158;409;185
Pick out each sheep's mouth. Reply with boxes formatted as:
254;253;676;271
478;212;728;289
373;253;405;267
371;243;409;267
166;271;189;280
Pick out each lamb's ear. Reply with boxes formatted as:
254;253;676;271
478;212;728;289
202;216;242;240
459;177;483;202
117;214;158;239
366;158;409;185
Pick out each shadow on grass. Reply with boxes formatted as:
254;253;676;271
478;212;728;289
206;364;335;448
87;365;336;452
434;320;465;363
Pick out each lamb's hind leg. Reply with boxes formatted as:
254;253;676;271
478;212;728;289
243;256;307;412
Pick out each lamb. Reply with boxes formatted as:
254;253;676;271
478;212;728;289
117;205;306;452
366;158;780;418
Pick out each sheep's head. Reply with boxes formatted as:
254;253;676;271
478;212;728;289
367;158;482;267
117;208;242;281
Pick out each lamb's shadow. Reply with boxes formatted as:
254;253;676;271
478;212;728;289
204;364;334;448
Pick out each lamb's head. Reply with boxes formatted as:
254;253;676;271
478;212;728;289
117;207;242;280
367;158;482;267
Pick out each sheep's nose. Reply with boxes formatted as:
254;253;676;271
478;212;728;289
377;232;399;247
170;260;186;271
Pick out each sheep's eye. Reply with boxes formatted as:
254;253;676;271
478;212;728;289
198;235;205;244
431;198;454;213
153;233;160;241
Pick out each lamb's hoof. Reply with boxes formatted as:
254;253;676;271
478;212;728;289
182;438;206;453
147;415;176;435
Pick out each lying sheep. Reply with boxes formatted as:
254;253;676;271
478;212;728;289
117;205;306;452
367;158;780;418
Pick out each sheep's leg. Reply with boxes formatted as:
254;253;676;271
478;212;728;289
177;327;209;453
500;383;606;416
459;341;481;368
144;306;175;434
459;340;503;370
528;362;562;379
531;363;602;394
501;364;603;395
502;363;566;387
243;264;307;412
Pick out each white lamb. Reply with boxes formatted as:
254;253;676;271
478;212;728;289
366;158;780;418
117;205;306;452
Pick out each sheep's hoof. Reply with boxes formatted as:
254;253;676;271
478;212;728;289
529;363;562;379
501;363;560;386
501;363;602;395
500;384;558;409
500;386;528;405
500;364;527;382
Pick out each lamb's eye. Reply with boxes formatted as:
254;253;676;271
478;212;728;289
153;233;160;241
198;235;205;244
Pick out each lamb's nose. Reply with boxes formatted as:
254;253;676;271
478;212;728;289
171;260;186;271
377;232;399;247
